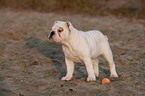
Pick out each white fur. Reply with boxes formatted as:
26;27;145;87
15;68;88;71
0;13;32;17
48;21;118;81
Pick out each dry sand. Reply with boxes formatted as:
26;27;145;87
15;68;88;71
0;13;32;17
0;10;144;96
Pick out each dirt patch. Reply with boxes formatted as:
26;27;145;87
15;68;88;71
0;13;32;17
0;10;144;96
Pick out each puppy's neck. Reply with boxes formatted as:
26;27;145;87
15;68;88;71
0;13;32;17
61;41;73;53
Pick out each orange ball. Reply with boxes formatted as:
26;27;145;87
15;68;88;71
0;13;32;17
102;78;110;84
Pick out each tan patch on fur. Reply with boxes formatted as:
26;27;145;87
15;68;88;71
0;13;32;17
65;22;70;32
58;27;63;37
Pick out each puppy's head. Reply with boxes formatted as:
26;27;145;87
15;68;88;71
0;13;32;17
48;21;73;43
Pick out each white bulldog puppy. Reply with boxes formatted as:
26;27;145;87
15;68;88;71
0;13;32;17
48;21;118;81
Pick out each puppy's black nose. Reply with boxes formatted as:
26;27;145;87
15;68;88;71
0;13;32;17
49;31;55;39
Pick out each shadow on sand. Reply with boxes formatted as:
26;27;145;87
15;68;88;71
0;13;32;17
25;37;87;80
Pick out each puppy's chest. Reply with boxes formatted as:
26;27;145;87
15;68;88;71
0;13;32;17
62;46;82;62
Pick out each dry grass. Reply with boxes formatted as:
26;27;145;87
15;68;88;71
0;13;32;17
0;0;145;18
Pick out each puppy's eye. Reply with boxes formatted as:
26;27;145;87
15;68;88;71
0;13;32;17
58;28;63;33
58;30;62;32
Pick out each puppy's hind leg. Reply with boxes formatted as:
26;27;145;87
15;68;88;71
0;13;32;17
102;42;118;77
92;59;99;77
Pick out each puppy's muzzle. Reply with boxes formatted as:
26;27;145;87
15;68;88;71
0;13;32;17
49;31;55;39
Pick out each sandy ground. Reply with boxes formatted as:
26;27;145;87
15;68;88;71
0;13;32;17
0;10;145;96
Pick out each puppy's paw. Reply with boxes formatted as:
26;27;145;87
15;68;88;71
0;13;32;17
87;76;96;81
110;73;118;78
61;76;72;81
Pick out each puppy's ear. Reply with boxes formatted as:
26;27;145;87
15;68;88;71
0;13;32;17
65;21;73;32
54;21;58;24
54;21;62;25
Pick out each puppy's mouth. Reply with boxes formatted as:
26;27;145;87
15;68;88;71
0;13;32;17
48;36;55;42
48;35;59;42
49;38;54;41
48;31;61;43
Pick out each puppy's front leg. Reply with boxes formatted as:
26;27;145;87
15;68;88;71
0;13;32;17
61;57;74;81
83;58;96;81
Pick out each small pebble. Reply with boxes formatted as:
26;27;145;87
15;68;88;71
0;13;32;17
69;88;73;91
